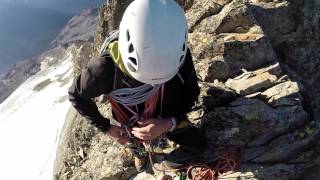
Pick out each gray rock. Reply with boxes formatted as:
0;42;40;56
222;33;277;77
249;122;319;163
247;0;320;122
247;0;296;46
225;63;282;95
191;33;277;80
188;32;224;61
195;0;261;34
186;0;224;32
199;81;238;110
202;97;307;146
234;163;307;180
196;57;231;81
93;0;133;56
260;80;301;107
69;41;93;77
53;107;134;180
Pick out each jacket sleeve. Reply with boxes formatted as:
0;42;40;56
68;55;115;132
174;49;200;124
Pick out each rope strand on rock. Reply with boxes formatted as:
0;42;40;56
186;146;242;180
146;146;242;180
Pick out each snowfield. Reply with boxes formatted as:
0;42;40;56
0;51;74;180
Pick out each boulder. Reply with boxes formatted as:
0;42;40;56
194;0;261;34
186;0;225;32
247;0;297;46
225;63;282;95
188;32;223;61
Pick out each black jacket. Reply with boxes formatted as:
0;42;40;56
68;50;200;132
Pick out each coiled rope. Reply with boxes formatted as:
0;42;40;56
145;146;242;180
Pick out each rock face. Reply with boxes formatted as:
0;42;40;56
93;0;133;56
54;0;320;179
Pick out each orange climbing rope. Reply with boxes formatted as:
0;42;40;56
186;147;242;180
147;146;242;180
187;164;215;180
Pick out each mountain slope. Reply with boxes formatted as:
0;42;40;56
0;0;104;74
51;8;99;46
0;59;40;103
0;3;71;73
0;41;94;179
0;45;74;180
0;8;99;104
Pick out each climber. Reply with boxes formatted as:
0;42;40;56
68;0;205;172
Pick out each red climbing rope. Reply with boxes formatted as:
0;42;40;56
186;147;242;180
144;146;242;180
186;164;215;180
108;85;165;137
107;96;129;124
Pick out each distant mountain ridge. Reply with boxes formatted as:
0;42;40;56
0;0;104;14
0;0;104;74
0;7;100;104
51;8;99;46
0;3;72;73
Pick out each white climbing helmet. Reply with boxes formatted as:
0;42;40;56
119;0;188;85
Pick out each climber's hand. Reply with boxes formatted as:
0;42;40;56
131;118;172;141
106;125;129;145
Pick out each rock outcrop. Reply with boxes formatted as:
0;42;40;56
93;0;133;56
54;0;320;179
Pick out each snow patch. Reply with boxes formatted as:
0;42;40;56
0;51;74;180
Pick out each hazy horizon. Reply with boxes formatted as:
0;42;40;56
0;0;105;14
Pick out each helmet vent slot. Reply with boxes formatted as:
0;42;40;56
129;44;134;53
182;43;186;51
127;62;136;72
180;55;184;63
126;30;130;42
129;57;137;65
